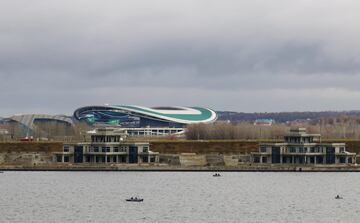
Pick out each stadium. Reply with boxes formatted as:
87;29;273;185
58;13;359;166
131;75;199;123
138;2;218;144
0;114;74;139
0;105;217;138
74;105;217;136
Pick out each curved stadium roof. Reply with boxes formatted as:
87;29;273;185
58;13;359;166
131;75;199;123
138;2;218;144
74;105;217;125
4;114;74;131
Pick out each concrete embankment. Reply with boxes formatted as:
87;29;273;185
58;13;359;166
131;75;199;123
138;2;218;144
150;139;360;154
1;164;360;172
3;139;360;155
1;140;360;172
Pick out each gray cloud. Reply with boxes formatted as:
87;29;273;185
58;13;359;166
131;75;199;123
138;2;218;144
1;0;360;115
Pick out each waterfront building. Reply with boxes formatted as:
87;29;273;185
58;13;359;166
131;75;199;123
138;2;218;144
120;127;184;136
251;128;356;164
73;105;217;136
54;128;159;164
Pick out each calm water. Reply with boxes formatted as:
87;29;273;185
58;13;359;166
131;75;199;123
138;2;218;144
0;171;359;223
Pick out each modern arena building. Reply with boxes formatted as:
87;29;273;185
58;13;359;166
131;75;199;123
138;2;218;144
74;105;217;136
1;114;74;139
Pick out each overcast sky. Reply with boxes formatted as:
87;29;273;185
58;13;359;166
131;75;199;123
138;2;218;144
1;0;360;116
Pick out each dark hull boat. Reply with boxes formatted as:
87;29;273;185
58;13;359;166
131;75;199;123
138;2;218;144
126;199;144;202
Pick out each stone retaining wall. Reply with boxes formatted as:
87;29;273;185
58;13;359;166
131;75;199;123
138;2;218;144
0;142;62;153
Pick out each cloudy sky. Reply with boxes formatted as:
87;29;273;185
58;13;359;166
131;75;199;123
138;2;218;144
1;0;360;116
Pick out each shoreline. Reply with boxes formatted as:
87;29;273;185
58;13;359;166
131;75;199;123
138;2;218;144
2;164;360;172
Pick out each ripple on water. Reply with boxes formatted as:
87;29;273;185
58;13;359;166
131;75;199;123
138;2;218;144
0;172;359;223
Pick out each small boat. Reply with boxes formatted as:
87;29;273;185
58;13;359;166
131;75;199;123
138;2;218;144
126;197;144;202
335;195;343;200
213;173;221;177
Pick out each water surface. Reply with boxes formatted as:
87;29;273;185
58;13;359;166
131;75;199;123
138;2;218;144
0;171;359;223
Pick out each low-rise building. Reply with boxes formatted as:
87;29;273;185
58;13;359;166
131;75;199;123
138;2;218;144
54;128;159;164
252;128;356;165
254;119;274;126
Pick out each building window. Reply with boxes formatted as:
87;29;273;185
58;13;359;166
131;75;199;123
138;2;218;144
64;156;69;162
94;148;99;153
262;157;267;163
289;147;296;153
106;147;110;152
114;148;119;152
56;155;62;162
339;157;346;163
310;157;314;164
260;147;267;153
63;146;69;152
102;147;106;153
339;147;345;153
143;147;149;153
120;146;127;152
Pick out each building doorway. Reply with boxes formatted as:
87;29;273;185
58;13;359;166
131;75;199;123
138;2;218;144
271;147;281;163
74;146;83;163
129;146;138;163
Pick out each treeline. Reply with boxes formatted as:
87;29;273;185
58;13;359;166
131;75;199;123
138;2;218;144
217;111;360;123
186;116;360;140
185;123;289;140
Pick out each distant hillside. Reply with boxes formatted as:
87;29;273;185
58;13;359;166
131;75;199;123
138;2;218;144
216;111;360;123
